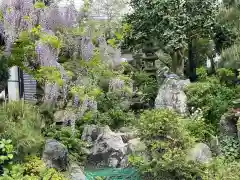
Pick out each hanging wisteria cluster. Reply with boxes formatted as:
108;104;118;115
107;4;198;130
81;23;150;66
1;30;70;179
109;78;125;92
71;95;98;134
0;0;34;55
0;0;132;134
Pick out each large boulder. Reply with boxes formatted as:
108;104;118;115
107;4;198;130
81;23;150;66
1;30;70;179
42;139;68;171
187;143;212;163
219;111;239;137
82;125;146;168
88;130;127;168
155;75;190;114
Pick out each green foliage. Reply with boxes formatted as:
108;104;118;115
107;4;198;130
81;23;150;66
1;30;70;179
132;71;158;103
216;68;235;85
35;66;64;86
196;67;208;81
184;109;215;142
8;30;36;69
0;101;44;159
203;157;240;180
0;55;9;92
0;156;67;179
125;0;217;76
0;139;13;167
45;127;88;164
129;109;204;180
34;1;46;9
39;34;61;49
96;108;136;129
185;77;236;126
219;136;240;161
220;44;240;69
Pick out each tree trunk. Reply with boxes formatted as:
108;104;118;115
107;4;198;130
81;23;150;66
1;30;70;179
209;57;216;75
188;39;197;82
171;50;184;77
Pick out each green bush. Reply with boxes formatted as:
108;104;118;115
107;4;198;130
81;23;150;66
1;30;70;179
0;101;44;159
132;71;158;103
96;108;136;129
0;55;9;92
129;109;204;180
0;139;14;165
45;127;88;164
219;136;240;161
216;68;235;85
0;156;67;180
203;157;240;180
183;108;215;142
184;77;236;127
196;67;208;81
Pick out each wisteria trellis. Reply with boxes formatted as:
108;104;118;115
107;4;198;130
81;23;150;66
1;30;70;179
0;0;126;133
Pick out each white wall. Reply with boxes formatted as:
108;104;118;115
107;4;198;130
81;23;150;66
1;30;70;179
8;66;20;101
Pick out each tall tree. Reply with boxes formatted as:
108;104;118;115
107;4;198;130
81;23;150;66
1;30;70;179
125;0;218;80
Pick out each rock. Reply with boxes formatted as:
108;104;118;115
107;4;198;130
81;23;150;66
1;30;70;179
155;75;190;114
54;110;65;122
127;138;146;154
81;125;111;144
82;125;146;168
53;110;74;126
187;143;212;163
69;163;86;180
116;127;138;143
116;132;137;143
219;112;238;137
210;136;221;155
119;127;133;133
120;138;147;168
42;139;68;171
88;130;127;168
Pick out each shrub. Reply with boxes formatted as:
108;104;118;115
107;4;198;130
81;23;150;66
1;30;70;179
0;139;14;175
183;108;215;142
184;77;236;126
96;108;136;129
219;136;240;161
0;55;9;92
0;156;67;179
203;157;240;180
196;67;208;81
0;101;44;159
216;68;235;85
129;109;204;180
132;71;158;103
45;127;89;164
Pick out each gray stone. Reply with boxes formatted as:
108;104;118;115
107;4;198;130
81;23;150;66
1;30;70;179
89;130;127;168
69;163;86;180
116;128;138;143
42;139;68;171
54;110;65;122
155;76;190;114
82;125;146;168
219;112;238;137
127;138;146;154
81;125;111;144
53;110;75;126
187;143;212;163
